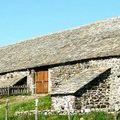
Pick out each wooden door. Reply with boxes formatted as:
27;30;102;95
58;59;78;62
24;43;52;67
35;70;48;94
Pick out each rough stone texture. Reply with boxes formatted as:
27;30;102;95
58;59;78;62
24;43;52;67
52;96;75;113
50;63;89;92
0;70;34;93
27;70;35;94
89;58;120;111
0;17;120;73
50;67;109;94
0;71;29;87
50;58;120;112
75;71;110;112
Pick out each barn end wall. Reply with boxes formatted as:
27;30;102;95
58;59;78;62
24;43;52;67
50;58;120;113
0;70;34;94
74;71;110;112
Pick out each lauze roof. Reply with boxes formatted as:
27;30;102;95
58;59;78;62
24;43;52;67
0;75;26;88
52;67;109;94
0;16;120;73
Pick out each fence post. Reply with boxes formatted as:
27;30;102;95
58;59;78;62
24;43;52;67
7;86;10;96
114;111;117;120
114;104;118;120
35;97;39;120
67;101;71;120
5;99;9;120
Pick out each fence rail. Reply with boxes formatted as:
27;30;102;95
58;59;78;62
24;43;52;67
0;85;28;96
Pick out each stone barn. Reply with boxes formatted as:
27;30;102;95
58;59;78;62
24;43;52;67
0;16;120;112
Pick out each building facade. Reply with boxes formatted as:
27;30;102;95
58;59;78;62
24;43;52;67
0;16;120;112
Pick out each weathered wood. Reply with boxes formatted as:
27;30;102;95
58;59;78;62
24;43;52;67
35;97;39;120
0;85;28;96
35;70;48;94
5;99;9;120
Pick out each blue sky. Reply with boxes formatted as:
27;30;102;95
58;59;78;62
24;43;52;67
0;0;120;46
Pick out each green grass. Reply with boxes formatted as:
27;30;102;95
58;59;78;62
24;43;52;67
0;95;51;119
0;95;118;120
3;111;115;120
7;114;80;120
82;111;114;120
9;95;51;112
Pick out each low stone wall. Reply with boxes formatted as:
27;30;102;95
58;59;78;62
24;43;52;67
50;58;120;112
52;95;75;113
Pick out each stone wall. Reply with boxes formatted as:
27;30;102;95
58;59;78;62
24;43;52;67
75;71;110;112
89;58;120;111
0;70;34;94
50;63;86;92
50;58;120;112
27;70;35;94
52;95;75;113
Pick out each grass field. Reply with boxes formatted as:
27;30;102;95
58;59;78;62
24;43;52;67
0;95;119;120
0;95;51;119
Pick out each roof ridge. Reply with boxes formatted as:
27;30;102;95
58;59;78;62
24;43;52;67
0;16;120;49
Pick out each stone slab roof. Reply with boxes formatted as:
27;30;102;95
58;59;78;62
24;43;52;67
52;67;109;94
0;75;26;88
0;16;120;73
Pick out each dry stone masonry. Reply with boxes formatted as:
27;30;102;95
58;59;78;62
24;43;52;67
50;58;120;113
0;70;34;94
1;16;120;114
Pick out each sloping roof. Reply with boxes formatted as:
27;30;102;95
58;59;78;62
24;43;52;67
0;16;120;73
52;67;109;94
0;75;26;88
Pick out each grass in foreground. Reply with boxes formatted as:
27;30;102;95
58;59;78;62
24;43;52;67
0;95;118;120
82;111;114;120
7;114;80;120
0;95;51;119
4;111;115;120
